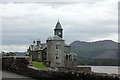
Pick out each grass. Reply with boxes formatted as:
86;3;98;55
32;61;49;70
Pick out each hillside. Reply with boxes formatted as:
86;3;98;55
14;52;26;56
70;40;118;59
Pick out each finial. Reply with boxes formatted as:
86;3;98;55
33;40;35;43
33;40;35;46
47;37;50;40
58;19;59;23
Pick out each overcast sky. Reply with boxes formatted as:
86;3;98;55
0;0;119;52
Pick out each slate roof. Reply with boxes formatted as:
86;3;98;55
29;45;34;50
41;43;47;49
64;43;71;47
55;20;63;30
29;43;47;51
47;35;63;40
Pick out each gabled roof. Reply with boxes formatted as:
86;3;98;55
54;20;63;30
29;43;47;51
64;43;71;47
41;43;47;49
29;45;34;50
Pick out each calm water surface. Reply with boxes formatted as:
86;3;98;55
78;66;119;74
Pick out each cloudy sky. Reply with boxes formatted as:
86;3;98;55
0;0;119;52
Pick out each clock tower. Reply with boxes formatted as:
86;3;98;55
54;20;63;38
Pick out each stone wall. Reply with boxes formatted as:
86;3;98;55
31;50;42;61
2;56;120;80
2;56;29;75
47;40;65;67
65;61;77;68
64;46;71;53
58;67;91;72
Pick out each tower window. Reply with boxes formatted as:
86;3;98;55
57;32;59;35
56;43;60;49
56;45;59;49
56;62;60;64
56;56;59;59
56;50;61;54
56;55;60;64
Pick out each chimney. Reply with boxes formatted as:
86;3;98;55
37;39;41;45
33;40;35;46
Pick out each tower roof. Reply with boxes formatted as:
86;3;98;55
55;20;63;30
33;40;35;43
47;35;63;40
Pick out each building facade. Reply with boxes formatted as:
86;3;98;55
27;20;77;68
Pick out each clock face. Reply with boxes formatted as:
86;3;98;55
58;32;61;35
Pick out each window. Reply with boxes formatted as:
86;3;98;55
56;50;61;54
56;55;59;59
56;61;60;64
56;45;59;49
55;55;60;64
56;43;61;54
56;45;60;49
56;43;60;50
38;54;40;58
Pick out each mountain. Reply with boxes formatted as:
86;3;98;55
14;52;26;56
70;40;118;59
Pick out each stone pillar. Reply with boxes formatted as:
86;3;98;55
69;55;70;61
72;55;74;61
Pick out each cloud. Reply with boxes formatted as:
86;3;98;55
1;0;118;51
2;45;28;52
0;0;116;3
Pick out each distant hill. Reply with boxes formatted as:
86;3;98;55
70;40;118;59
14;52;26;56
1;52;26;56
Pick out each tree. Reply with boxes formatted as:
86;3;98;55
6;52;16;56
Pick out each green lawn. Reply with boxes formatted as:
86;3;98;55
32;61;49;70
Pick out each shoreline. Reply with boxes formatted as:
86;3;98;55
78;65;119;75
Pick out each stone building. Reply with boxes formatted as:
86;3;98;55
27;20;77;68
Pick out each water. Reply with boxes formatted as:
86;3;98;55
91;66;119;74
78;66;119;74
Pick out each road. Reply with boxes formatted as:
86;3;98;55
0;70;36;79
